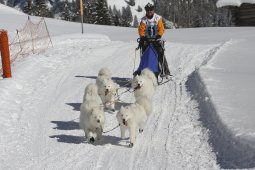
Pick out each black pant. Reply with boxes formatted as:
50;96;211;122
141;41;171;77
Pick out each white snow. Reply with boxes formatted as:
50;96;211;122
217;0;255;7
1;3;255;170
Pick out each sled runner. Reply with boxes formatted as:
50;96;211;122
134;38;173;85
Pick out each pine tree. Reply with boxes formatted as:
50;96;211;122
121;6;133;27
60;0;72;21
112;5;121;26
90;0;98;24
93;0;112;25
84;0;94;23
109;6;113;18
6;0;14;7
133;15;138;27
70;0;80;22
23;0;32;15
33;0;52;17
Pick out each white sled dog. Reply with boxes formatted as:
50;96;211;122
136;96;153;116
96;67;112;87
80;84;105;143
116;99;150;147
132;68;157;100
98;78;119;112
82;83;102;104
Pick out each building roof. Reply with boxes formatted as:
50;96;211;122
216;0;255;8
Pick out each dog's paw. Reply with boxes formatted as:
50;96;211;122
89;137;95;143
129;143;134;148
139;129;143;133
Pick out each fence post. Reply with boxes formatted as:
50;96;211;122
0;30;12;78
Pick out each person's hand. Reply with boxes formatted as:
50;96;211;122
139;36;146;47
155;35;161;41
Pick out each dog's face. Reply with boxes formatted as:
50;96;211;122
90;108;105;126
118;106;133;126
101;79;118;96
132;75;145;90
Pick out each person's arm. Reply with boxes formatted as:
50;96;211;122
157;18;165;38
138;21;146;37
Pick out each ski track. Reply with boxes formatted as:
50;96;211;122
0;37;225;169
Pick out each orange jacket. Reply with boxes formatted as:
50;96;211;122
138;13;164;37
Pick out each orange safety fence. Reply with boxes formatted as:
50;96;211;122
0;17;52;77
0;30;12;78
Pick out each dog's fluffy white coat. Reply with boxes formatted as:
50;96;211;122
83;83;102;104
96;70;119;111
116;98;151;146
96;67;112;87
80;83;105;141
98;78;119;111
132;68;157;101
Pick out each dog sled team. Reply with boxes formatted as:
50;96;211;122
80;67;157;147
80;3;172;147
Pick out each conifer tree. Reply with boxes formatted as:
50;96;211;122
121;5;133;27
33;0;51;17
6;0;14;7
93;0;112;25
60;0;72;21
23;0;32;15
133;15;138;27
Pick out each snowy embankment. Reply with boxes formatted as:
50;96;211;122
175;27;255;169
187;70;255;169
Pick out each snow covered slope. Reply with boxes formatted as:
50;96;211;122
1;3;255;170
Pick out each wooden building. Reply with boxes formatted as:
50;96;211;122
217;0;255;26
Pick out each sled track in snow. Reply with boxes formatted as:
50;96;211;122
4;35;254;169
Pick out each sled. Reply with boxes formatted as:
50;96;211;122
134;39;172;85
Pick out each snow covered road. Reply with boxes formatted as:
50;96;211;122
0;34;222;169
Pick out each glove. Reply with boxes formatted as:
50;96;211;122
139;36;146;48
155;35;161;41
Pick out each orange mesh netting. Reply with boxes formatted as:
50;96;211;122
0;17;52;74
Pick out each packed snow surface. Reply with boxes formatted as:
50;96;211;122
1;3;255;170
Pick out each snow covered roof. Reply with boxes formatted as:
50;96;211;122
216;0;255;8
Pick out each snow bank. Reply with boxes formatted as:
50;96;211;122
217;0;255;7
0;4;24;15
186;70;255;169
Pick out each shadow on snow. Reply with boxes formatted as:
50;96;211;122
75;75;132;88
